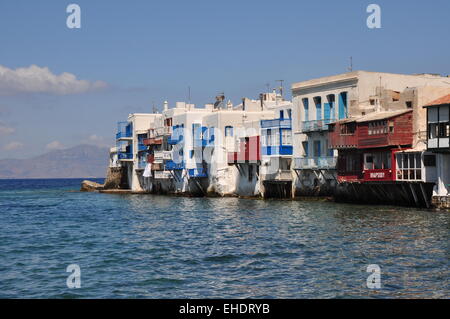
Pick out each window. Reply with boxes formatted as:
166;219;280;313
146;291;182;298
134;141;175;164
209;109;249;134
389;121;395;133
313;140;321;157
266;129;272;146
364;152;391;170
209;127;215;144
314;96;322;121
338;92;348;120
281;129;292;145
280;110;284;119
287;109;292;119
340;123;356;135
424;155;436;167
303;98;309;121
406;101;413;109
225;126;233;137
364;154;374;170
192;123;201;140
438;122;450;137
302;141;309;157
368;120;388;135
429;123;438;139
396;153;422;181
344;153;360;173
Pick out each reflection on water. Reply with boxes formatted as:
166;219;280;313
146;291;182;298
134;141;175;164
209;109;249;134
0;179;448;298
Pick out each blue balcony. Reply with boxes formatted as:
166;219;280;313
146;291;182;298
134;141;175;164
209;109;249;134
137;143;147;152
169;136;184;145
116;121;133;140
165;160;185;170
205;134;215;147
169;125;184;145
261;118;292;129
301;119;333;133
262;146;293;156
188;167;208;178
118;153;133;160
116;131;132;139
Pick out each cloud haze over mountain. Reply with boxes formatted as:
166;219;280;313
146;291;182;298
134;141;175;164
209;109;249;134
0;144;109;179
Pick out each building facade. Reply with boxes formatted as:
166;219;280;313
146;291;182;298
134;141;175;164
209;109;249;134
424;94;450;208
291;71;450;198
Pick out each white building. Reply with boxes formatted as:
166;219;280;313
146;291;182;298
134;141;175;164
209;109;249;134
424;94;450;208
115;113;159;192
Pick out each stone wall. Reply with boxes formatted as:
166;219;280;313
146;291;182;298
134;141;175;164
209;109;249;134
432;196;450;210
103;167;129;189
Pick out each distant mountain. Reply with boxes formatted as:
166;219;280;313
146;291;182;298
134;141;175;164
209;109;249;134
0;144;109;179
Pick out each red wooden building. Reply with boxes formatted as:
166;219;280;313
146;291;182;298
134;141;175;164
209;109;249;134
228;136;261;164
328;109;413;183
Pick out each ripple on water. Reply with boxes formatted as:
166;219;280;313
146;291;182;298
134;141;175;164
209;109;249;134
0;179;449;298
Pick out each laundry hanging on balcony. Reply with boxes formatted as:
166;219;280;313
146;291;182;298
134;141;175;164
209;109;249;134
143;163;152;177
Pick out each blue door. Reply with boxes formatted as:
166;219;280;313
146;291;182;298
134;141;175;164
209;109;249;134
314;141;321;157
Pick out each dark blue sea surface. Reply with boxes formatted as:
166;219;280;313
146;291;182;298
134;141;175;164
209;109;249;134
0;179;448;298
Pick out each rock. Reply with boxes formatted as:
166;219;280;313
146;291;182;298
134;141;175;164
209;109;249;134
103;167;128;190
80;180;104;192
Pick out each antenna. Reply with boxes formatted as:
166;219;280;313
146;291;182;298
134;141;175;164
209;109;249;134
276;80;284;98
188;86;191;104
348;56;353;72
266;82;270;93
152;101;156;113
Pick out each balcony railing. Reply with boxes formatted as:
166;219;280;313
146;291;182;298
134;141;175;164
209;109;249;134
165;160;185;170
116;121;133;140
157;126;173;137
261;118;292;129
294;156;337;170
154;171;173;179
262;145;293;156
154;151;172;161
118;153;133;160
301;119;333;133
137;143;147;151
143;138;163;146
188;167;208;178
116;131;132;139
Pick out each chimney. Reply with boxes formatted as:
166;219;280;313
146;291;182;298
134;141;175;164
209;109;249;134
163;101;169;111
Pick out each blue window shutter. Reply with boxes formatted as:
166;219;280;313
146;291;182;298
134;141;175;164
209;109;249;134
303;99;309;121
339;92;348;119
324;103;331;120
316;99;322;120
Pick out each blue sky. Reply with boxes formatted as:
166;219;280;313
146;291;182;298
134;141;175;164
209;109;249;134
0;0;449;159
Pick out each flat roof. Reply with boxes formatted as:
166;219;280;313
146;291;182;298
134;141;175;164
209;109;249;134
355;109;412;123
330;109;412;125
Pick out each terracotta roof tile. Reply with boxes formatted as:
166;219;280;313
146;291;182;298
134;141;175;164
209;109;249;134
424;94;450;107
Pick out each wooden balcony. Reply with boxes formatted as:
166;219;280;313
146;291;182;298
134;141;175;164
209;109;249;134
227;136;260;164
143;138;163;146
